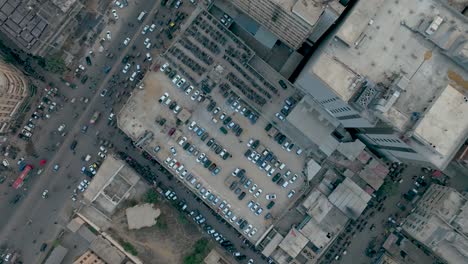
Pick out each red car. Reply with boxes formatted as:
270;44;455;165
168;128;176;136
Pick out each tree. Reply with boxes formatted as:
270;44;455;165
144;189;159;204
44;56;66;74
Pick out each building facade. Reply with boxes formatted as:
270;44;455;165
225;0;347;49
0;60;28;133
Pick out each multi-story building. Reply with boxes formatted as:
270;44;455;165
0;59;28;133
0;0;83;56
294;0;468;169
402;184;468;264
219;0;347;49
73;250;105;264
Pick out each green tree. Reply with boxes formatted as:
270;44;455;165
183;239;210;264
44;56;66;74
144;189;159;204
121;241;138;256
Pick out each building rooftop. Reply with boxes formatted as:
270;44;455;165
403;185;468;264
413;84;468;163
287;95;341;156
126;203;161;230
272;0;345;27
44;245;68;264
83;155;140;214
89;236;126;264
278;228;309;258
298;0;468;169
328;178;372;220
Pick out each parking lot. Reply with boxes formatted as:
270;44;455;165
119;68;305;241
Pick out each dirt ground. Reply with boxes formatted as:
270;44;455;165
108;199;203;264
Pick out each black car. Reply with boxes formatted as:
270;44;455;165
223;116;232;125
272;173;281;182
10;194;21;204
244;149;252;158
267;201;275;209
70;140;78;150
238;192;246;200
278;80;287;89
40;243;48;252
276;178;285;186
207;138;215;147
229;181;238;190
85;56;92;66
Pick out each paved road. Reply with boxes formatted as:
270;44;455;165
0;0;161;262
0;1;267;263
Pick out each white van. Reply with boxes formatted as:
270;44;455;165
137;11;147;22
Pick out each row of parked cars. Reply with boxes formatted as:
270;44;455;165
226;94;259;124
206;100;244;137
164;187;249;260
275;96;297;121
19;88;60;140
160;62;204;102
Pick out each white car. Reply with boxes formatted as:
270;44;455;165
178;136;187;146
185;85;193;95
170;146;177;156
123;37;130;46
289;175;298;183
249;184;257;193
58;124;66;132
129;71;137;81
144;37;150;46
98;151;106;159
160;63;169;72
42;189;48;199
249;228;257;237
287;190;296;198
145;42;151;49
254;189;262;198
150;24;156;32
159;92;169;103
266;194;277;200
146;52;152;61
115;1;124;8
244;224;252;234
176;78;185;88
78;64;86;71
191;90;200;101
172;75;181;84
111;9;118;19
122;63;131;73
106;31;112;40
197;153;205;163
188;121;196;130
276;112;285;121
142;25;150;35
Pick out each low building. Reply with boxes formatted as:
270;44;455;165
260;187;349;263
89;236;126;264
204;249;233;264
44;245;68;264
0;60;28;133
0;0;83;56
380;233;434;264
328;178;372;220
125;203;160;230
402;184;468;264
83;155;141;215
73;250;105;264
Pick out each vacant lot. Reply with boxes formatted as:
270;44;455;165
109;198;204;264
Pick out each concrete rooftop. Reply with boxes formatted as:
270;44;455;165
413;84;468;159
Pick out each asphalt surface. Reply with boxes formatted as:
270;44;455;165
0;1;266;263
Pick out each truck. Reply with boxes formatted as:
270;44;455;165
90;111;100;124
13;165;33;189
137;11;147;22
